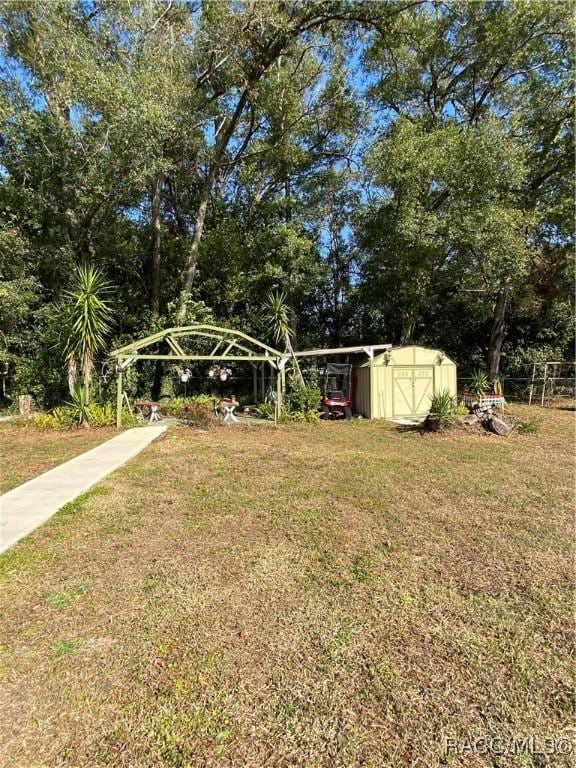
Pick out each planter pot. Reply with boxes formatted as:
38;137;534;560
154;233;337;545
463;390;506;408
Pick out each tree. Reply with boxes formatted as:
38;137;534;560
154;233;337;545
263;290;304;385
358;0;573;375
0;0;572;405
173;0;410;320
64;265;113;401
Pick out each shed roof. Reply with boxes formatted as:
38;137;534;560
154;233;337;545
359;344;456;367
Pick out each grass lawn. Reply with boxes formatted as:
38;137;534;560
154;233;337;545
0;423;117;494
0;406;573;766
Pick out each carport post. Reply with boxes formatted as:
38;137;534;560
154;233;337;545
276;358;286;420
275;367;282;419
116;363;123;429
261;362;265;400
369;349;375;419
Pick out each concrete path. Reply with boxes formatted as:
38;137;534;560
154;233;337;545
0;425;166;555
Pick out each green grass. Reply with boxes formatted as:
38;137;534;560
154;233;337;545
51;639;75;658
0;491;102;583
0;405;573;767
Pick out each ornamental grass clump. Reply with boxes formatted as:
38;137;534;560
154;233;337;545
427;390;457;431
470;370;489;398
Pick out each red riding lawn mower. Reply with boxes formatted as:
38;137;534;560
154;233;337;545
320;363;353;419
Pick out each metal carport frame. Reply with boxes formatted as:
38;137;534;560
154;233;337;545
110;324;286;427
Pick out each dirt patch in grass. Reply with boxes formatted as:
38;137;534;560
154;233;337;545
0;406;573;767
0;423;117;493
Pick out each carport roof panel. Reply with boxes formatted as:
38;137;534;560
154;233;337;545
294;344;392;359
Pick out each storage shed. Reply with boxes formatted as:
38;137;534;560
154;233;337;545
354;345;457;420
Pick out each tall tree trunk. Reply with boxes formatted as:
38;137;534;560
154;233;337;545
178;168;216;317
150;177;165;392
176;34;293;322
67;356;77;397
150;178;162;319
487;284;510;381
284;173;299;350
400;313;415;345
176;89;250;322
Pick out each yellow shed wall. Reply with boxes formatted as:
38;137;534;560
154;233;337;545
371;363;389;418
354;364;372;418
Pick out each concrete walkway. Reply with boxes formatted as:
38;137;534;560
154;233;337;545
0;425;166;555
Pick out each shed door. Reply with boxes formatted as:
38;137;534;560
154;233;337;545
392;367;434;417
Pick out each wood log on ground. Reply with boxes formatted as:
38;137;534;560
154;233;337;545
486;414;510;436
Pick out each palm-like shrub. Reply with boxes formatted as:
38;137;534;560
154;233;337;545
64;266;113;400
427;390;457;430
67;385;91;427
470;370;489;398
263;291;304;386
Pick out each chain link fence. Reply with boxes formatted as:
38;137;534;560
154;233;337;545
458;362;576;406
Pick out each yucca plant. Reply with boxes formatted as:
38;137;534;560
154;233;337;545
470;370;489;398
64;265;113;401
67;385;91;427
263;290;304;386
427;390;457;430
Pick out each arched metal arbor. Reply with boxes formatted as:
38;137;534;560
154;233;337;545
110;324;286;427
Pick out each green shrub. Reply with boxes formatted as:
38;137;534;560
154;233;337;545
29;402;135;429
52;406;77;428
258;385;322;423
161;396;219;427
285;383;321;413
287;409;321;424
120;408;138;428
427;390;457;430
181;402;218;427
517;418;537;434
158;395;218;427
161;395;212;414
455;403;469;417
30;412;63;430
86;402;137;427
30;406;76;430
161;395;217;418
159;374;175;401
86;402;115;427
257;402;276;420
191;394;216;406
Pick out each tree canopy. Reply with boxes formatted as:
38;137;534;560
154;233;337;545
0;0;573;404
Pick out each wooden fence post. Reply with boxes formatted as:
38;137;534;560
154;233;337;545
116;366;123;429
540;362;548;407
528;363;536;406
